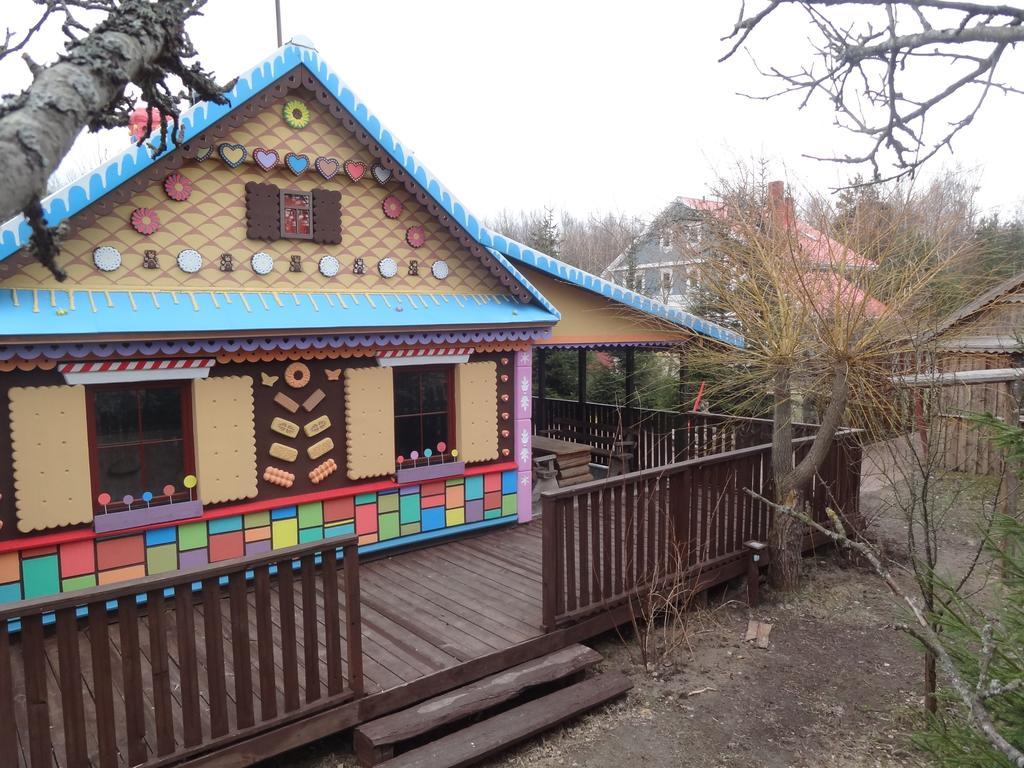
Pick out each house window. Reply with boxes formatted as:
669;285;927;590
393;368;451;459
89;382;193;512
281;190;313;239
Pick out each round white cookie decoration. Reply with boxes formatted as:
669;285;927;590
251;251;274;276
377;257;399;279
318;255;340;277
93;246;122;272
431;260;450;280
177;249;202;274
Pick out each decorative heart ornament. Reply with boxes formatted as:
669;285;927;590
285;153;309;176
194;146;213;162
218;143;247;168
344;160;366;181
371;162;392;184
253;148;279;171
315;156;340;180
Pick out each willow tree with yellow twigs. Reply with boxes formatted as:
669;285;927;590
687;171;966;591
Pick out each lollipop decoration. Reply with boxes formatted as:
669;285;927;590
183;474;198;501
122;494;135;510
97;492;111;513
142;491;153;508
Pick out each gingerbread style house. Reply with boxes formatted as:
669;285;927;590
0;38;738;605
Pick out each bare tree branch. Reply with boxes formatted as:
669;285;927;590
721;1;1024;184
0;0;235;278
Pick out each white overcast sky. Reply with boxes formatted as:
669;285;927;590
3;1;1022;223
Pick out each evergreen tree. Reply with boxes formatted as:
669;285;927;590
526;207;562;258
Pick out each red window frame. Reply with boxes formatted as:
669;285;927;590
280;189;313;240
85;380;196;514
392;365;456;461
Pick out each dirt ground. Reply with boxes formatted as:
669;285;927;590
271;445;1000;768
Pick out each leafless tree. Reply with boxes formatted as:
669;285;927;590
722;2;1024;183
0;1;233;278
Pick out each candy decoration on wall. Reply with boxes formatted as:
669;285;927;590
217;143;247;168
382;195;403;219
263;466;295;488
194;146;213;162
97;492;111;513
282;98;311;129
253;147;279;171
377;257;398;279
315;156;340;180
177;248;202;274
406;226;426;248
344;160;366;181
325;369;342;381
130;208;160;235
260;372;279;387
284;362;311;389
371;163;393;185
289;255;303;273
408;260;419;276
164;172;192;201
251;251;274;275
309;458;338;484
143;250;159;269
431;260;450;280
318;255;340;277
219;253;234;272
93;246;122;272
285;152;309;176
353;257;365;275
183;474;198;500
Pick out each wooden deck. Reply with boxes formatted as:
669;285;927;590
3;521;576;768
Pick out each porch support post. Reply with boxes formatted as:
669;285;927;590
536;348;547;434
577;348;587;406
624;347;636;433
515;347;535;523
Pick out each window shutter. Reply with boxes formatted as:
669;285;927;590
9;386;93;532
192;376;258;504
311;188;342;244
454;362;499;464
344;366;395;480
245;181;281;241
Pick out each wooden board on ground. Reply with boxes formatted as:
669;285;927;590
355;644;602;765
377;671;633;768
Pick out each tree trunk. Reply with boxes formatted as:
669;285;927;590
925;648;938;714
769;366;802;590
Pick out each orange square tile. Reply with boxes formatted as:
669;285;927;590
244;526;271;543
0;552;19;583
98;564;147;585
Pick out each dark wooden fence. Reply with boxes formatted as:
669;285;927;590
541;432;862;629
533;397;819;470
0;536;363;768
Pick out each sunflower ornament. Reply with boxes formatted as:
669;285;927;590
283;99;311;129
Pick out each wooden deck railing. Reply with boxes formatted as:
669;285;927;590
533;397;820;470
541;432;862;629
0;535;363;768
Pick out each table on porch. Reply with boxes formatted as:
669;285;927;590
532;436;594;487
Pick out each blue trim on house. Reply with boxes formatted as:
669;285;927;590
0;288;556;339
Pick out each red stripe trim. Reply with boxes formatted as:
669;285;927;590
57;359;215;374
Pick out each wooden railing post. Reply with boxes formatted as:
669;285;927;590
343;539;365;698
541;493;558;631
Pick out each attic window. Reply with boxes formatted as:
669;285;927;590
281;191;313;239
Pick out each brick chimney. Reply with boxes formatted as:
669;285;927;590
767;179;795;231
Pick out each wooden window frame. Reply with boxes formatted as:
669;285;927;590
392;365;456;463
279;188;314;240
85;380;197;518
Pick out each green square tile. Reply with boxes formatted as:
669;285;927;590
22;554;60;599
501;494;517;517
378;511;400;541
484;508;501;520
399;494;421;524
62;574;97;593
244;510;270;529
355;492;377;506
299;527;324;544
146;543;178;574
400;522;421;536
178;521;208;550
378;493;399;514
445;477;464;487
298;501;324;528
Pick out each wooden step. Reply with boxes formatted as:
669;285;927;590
355;644;601;766
377;671;633;768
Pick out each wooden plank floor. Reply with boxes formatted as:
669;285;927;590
9;520;545;768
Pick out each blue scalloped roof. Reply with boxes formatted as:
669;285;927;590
0;36;744;347
0;289;551;339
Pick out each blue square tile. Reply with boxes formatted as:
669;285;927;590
271;506;297;520
465;475;483;501
422;506;445;532
145;526;176;546
501;470;517;495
